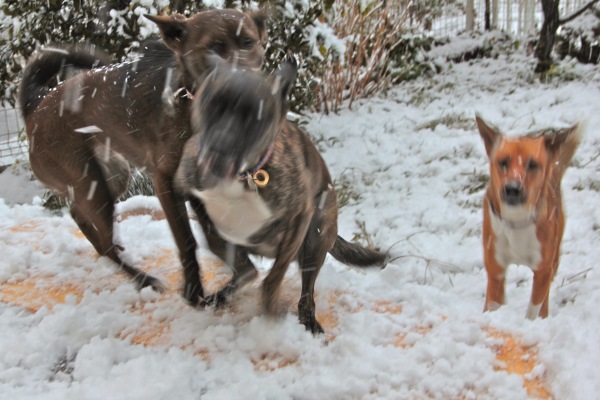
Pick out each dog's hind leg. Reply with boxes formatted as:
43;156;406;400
94;144;131;200
187;197;258;307
69;161;163;291
152;174;204;305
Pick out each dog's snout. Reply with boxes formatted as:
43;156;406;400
203;152;236;180
502;181;525;205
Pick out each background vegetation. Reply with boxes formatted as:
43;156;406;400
0;0;437;112
1;0;598;208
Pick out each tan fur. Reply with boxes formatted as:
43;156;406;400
477;115;582;319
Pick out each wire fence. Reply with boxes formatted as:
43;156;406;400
431;0;589;37
0;107;26;169
0;0;593;168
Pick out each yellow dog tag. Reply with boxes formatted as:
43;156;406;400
252;169;269;188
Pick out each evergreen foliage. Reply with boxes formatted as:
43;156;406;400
0;0;186;105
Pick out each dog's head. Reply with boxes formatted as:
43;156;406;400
145;8;267;79
176;55;297;191
476;115;581;218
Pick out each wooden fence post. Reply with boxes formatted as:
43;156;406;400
466;0;475;30
506;0;513;33
492;0;499;29
525;0;536;34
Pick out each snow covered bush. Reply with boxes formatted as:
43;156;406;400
1;0;436;112
556;4;600;65
311;0;437;114
261;0;326;113
250;0;431;113
0;0;187;106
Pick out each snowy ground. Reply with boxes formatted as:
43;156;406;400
1;47;600;399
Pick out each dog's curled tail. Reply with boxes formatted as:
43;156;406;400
19;44;112;119
329;235;388;268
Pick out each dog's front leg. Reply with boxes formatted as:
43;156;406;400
152;173;204;305
296;202;338;334
528;261;555;319
262;212;312;325
484;267;506;313
483;204;506;312
187;197;258;307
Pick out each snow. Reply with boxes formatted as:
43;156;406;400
427;31;509;61
306;18;347;61
562;4;600;36
1;49;600;399
0;162;41;206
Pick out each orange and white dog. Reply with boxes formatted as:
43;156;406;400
476;115;582;319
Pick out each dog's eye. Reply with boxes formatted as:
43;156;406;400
209;41;226;54
498;158;509;171
240;37;254;49
526;160;540;171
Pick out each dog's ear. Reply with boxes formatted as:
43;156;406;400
144;14;187;53
476;115;501;157
249;9;269;46
544;123;583;175
276;54;298;107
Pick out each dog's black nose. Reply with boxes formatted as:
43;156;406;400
502;182;525;205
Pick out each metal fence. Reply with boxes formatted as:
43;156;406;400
432;0;589;37
0;107;26;169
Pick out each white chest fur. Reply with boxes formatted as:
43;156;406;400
191;181;272;246
489;204;542;270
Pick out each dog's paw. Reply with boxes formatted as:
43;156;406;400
135;274;166;294
298;299;324;335
299;313;325;335
201;291;229;309
202;278;240;308
183;282;205;308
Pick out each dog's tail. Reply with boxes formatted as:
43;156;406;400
328;235;388;268
18;44;112;119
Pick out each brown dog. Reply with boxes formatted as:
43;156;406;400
175;56;388;333
476;115;582;319
18;9;267;304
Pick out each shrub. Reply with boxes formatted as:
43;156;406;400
310;0;438;114
555;4;600;65
0;0;187;106
260;0;326;113
1;0;437;112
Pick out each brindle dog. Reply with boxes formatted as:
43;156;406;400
175;56;388;333
18;9;267;304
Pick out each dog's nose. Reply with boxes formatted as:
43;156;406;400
502;182;525;205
